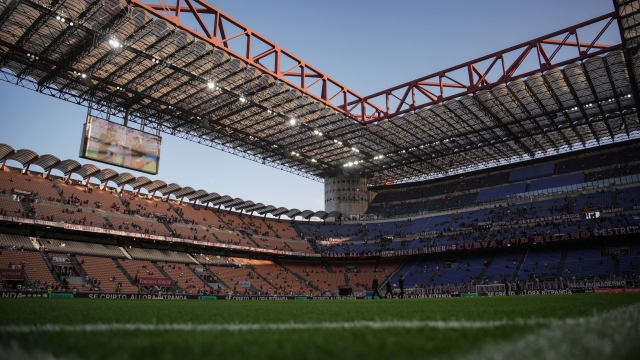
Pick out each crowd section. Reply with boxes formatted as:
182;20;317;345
0;167;313;253
367;144;640;217
300;185;640;256
389;242;640;291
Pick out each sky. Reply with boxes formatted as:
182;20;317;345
0;0;620;212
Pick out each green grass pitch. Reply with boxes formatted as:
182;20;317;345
1;294;640;360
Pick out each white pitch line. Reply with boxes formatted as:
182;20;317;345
0;317;595;333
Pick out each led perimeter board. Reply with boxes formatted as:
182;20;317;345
79;116;162;175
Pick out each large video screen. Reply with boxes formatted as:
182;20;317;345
80;116;162;175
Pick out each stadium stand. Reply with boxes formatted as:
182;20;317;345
280;261;346;293
212;230;260;248
158;262;209;294
34;203;106;226
0;233;38;250
76;255;139;293
125;247;197;264
38;238;125;258
117;258;169;287
105;213;166;235
0;249;56;287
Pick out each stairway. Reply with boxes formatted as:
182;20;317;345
161;221;175;235
52;181;67;203
112;259;138;287
243;233;262;248
323;262;334;273
118;247;133;259
102;215;113;229
512;248;530;282
39;251;57;282
117;193;132;213
152;262;182;293
20;200;33;218
475;257;492;282
343;273;350;285
276;261;320;291
555;248;569;278
70;256;90;286
426;259;445;285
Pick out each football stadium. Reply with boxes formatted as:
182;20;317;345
1;0;640;358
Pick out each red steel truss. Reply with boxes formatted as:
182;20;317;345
129;0;384;120
353;12;623;124
126;2;621;125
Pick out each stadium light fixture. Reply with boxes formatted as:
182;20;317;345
239;97;246;103
289;118;296;125
108;39;120;48
207;81;215;89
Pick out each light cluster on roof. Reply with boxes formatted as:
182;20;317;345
0;143;340;221
0;0;637;187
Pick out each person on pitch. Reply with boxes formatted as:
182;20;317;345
385;280;393;299
371;276;381;299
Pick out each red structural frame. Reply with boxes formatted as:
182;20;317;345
352;12;623;124
130;1;621;124
129;0;385;120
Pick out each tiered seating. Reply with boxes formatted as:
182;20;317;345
83;186;125;213
170;202;227;229
76;256;139;293
159;262;208;293
519;248;562;281
282;240;314;253
24;175;61;202
574;191;613;209
191;253;233;266
0;249;55;286
389;256;440;287
38;238;124;258
118;258;166;283
252;237;291;251
0;170;33;195
247;259;313;295
564;247;614;279
105;213;164;235
215;212;274;238
281;261;346;292
0;233;37;250
125;247;197;264
430;254;487;286
212;230;259;248
616;186;640;210
35;203;106;226
207;263;268;293
345;259;403;291
122;194;170;218
0;197;25;216
482;251;522;283
263;218;301;239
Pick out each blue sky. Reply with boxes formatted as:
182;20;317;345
0;0;619;212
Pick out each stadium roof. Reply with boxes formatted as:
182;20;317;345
0;143;336;219
0;1;638;186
